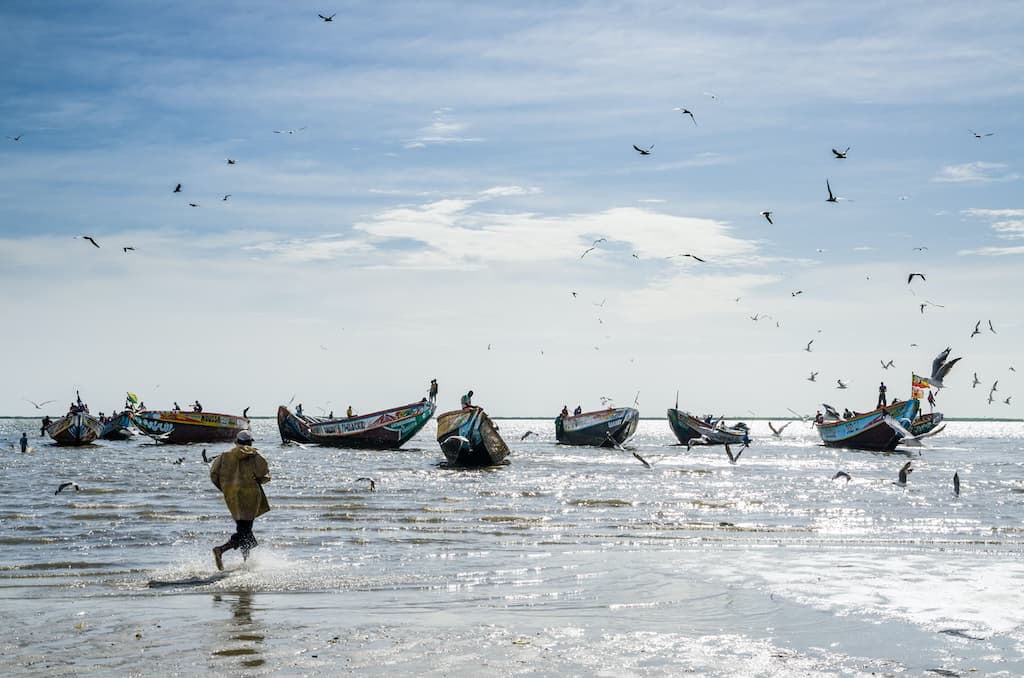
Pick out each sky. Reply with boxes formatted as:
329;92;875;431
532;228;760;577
1;1;1022;419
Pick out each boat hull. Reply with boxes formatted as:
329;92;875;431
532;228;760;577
555;407;639;446
911;411;944;436
436;407;510;467
278;401;435;449
816;399;919;451
100;412;135;440
131;410;249;444
47;412;103;446
668;410;749;445
666;408;703;444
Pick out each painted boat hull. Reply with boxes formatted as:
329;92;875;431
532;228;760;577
668;409;749;445
131;410;249;444
100;412;135;440
277;401;435;449
47;412;103;446
911;411;944;436
816;399;920;451
555;407;639;446
436;407;510;467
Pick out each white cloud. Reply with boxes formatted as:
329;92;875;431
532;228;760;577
933;162;1020;183
958;245;1024;256
477;185;542;198
962;208;1024;240
405;109;483;147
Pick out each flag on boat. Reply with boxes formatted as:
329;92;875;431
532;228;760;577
911;374;930;399
126;392;139;404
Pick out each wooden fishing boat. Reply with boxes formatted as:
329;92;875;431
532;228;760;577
436;406;510;467
815;399;919;451
47;412;104;446
99;411;135;440
131;409;249;444
555;407;639;446
277;400;435;449
668;409;749;445
910;411;944;437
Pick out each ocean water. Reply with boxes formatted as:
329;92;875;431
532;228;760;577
1;417;1023;676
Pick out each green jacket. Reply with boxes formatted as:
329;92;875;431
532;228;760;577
210;444;271;520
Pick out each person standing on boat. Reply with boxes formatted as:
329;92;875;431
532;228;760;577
193;400;203;413
461;390;474;408
19;432;28;453
346;405;353;418
296;403;304;417
573;405;582;416
428;379;438;404
877;382;887;409
560;405;569;419
927;389;936;412
210;430;270;571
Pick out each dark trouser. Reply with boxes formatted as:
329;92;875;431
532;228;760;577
220;519;258;559
877;395;886;408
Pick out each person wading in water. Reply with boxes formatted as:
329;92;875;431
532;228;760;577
209;430;270;571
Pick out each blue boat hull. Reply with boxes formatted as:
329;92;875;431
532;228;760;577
816;400;919;451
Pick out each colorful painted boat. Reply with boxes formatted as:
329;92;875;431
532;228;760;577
131;410;249;444
555;407;639;446
100;411;135;440
47;412;104;446
436;406;510;467
815;399;920;451
911;411;944;436
277;400;435;449
668;409;749;445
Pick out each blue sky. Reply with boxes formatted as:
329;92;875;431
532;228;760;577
1;1;1022;419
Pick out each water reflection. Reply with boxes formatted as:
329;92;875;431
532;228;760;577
211;590;265;668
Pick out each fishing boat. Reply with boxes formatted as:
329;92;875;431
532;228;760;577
555;407;639;446
131;409;249;444
99;411;135;440
815;399;919;451
277;400;435;449
911;411;944;437
47;411;104;446
667;409;749;445
436;406;510;467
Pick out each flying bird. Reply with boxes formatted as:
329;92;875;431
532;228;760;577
972;372;981;388
7;134;23;141
836;379;848;389
832;471;852;483
520;431;536;441
832;147;849;159
79;236;100;248
55;482;80;494
173;183;182;193
894;461;913;487
680;253;705;262
355;477;376;491
912;246;929;251
123;246;135;252
928;347;962;388
768;421;791;437
807;371;818;382
724;443;742;464
1005;396;1013;406
760;210;773;224
672;108;697;125
953;471;960;497
907;273;926;284
881;359;895;369
970;321;981;338
318;13;336;21
703;92;718;101
632;451;652;469
223;194;231;201
969;130;993;138
988;320;996;334
25;399;56;409
791;290;803;297
632;144;654;155
226;158;236;165
804;340;814;352
188;203;199;207
273;126;307;134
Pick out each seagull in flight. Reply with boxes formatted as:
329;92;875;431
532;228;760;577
188;203;199;207
1005;396;1013;405
832;471;852;483
226;158;236;165
768;421;791;437
880;359;895;369
760;210;773;224
173;183;182;193
25;399;56;409
55;482;81;494
520;431;536;441
836;379;848;389
123;246;135;252
632;144;654;155
912;246;929;251
807;371;818;382
791;290;803;297
970;321;981;338
79;236;100;248
832;147;849;159
969;129;993;138
319;13;336;22
928;346;962;388
223;194;231;201
273;126;307;134
804;340;814;352
907;273;926;284
672;108;697;125
7;134;23;142
988;320;996;334
972;372;981;388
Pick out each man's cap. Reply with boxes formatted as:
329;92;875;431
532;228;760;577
236;430;254;444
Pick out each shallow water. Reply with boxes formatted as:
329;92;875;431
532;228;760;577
1;417;1023;676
